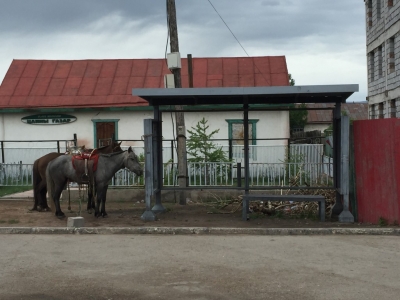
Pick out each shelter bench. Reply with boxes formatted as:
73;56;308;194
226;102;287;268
242;194;326;222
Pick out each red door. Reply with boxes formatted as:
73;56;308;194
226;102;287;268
96;122;115;147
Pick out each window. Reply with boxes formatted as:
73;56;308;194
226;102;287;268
377;0;382;19
226;119;258;160
390;99;397;118
369;51;375;82
370;104;376;119
378;102;384;119
368;0;373;27
388;0;393;8
378;46;383;77
388;37;395;74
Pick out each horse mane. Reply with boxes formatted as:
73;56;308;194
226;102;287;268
99;150;126;158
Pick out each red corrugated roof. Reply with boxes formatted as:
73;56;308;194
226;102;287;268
306;103;368;124
0;56;289;109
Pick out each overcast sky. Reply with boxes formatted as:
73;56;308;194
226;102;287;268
0;0;367;102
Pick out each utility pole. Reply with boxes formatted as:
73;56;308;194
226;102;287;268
167;0;187;205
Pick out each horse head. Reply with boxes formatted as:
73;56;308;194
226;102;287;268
124;147;143;176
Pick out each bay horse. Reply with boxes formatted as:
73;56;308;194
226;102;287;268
31;142;122;212
46;147;143;218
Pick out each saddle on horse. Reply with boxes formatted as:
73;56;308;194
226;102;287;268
71;148;100;183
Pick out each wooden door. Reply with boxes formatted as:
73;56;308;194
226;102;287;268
96;122;115;147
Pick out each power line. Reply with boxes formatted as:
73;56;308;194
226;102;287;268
206;0;273;84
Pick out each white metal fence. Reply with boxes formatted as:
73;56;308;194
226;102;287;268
0;144;333;188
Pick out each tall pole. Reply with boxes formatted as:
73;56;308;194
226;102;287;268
167;0;187;205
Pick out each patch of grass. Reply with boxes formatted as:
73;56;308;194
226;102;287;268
0;186;32;197
392;220;399;226
7;219;20;224
248;213;266;220
271;210;285;219
0;220;6;224
378;217;388;227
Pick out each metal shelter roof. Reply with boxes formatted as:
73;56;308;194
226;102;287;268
133;84;359;106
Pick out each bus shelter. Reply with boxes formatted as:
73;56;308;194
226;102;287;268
133;85;359;222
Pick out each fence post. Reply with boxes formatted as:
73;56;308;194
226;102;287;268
170;140;174;162
1;141;4;163
73;134;77;147
57;141;60;153
19;161;22;184
237;162;241;187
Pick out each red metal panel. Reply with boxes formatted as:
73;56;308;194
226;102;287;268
94;78;113;96
6;60;27;78
223;74;239;87
37;61;57;78
127;77;145;90
99;60;118;78
238;57;254;75
144;76;162;88
84;61;102;78
271;73;289;86
354;119;400;224
207;58;223;75
14;78;35;96
53;61;72;78
115;60;132;77
270;56;288;74
46;78;66;96
62;78;82;96
110;77;129;95
146;59;163;77
239;74;255;87
69;61;88;78
22;61;42;78
193;73;207;88
30;77;51;96
207;79;222;87
223;58;238;75
78;78;97;96
0;77;19;96
131;59;148;77
255;73;271;86
253;57;271;75
193;58;207;75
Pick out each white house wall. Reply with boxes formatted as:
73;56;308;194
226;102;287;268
0;110;289;163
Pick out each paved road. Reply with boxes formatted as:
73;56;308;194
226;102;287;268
0;235;399;300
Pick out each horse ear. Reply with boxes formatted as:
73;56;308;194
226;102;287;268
118;142;122;146
128;146;132;152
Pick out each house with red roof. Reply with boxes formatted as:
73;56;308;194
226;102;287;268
0;56;290;162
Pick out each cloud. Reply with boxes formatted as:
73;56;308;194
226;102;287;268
0;0;367;102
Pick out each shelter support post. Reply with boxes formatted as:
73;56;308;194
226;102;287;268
339;115;354;222
243;99;250;220
141;119;157;221
331;102;343;218
152;106;165;213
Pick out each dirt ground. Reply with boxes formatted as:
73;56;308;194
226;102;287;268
0;197;389;228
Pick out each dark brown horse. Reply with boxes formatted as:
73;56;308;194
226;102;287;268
31;142;122;212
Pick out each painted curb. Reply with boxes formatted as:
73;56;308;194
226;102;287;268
0;227;399;235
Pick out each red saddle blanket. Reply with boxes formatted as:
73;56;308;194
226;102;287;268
72;153;100;172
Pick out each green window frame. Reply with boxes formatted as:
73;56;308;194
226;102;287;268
91;119;119;148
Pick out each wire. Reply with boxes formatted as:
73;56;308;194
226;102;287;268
206;0;272;84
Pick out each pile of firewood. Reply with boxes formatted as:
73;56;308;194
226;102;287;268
247;188;336;218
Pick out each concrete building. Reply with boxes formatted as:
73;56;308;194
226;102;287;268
365;0;400;118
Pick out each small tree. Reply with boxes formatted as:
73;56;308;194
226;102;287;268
187;118;229;163
187;118;231;184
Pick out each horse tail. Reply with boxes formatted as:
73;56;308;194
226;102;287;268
32;159;40;208
46;162;54;211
